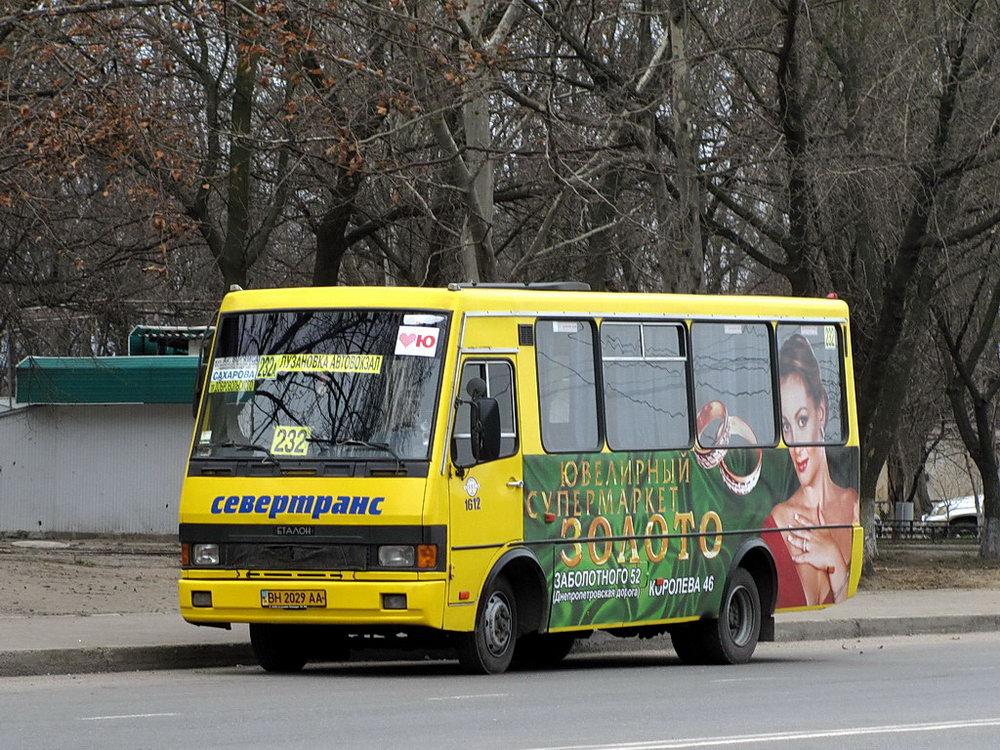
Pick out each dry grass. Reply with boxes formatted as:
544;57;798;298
3;537;1000;616
860;542;1000;590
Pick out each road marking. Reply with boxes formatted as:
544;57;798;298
80;713;181;722
524;717;1000;749
426;693;509;702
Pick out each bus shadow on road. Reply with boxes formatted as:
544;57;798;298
232;649;799;678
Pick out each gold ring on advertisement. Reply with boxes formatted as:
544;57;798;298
718;415;763;496
695;400;730;470
695;401;763;496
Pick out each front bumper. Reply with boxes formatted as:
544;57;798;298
179;578;447;628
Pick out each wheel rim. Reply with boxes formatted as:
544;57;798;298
726;585;754;647
482;591;513;657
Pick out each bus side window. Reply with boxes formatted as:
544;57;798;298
453;360;518;467
601;321;691;450
776;323;845;445
691;322;775;447
536;319;600;453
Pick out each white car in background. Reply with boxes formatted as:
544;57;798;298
922;495;981;537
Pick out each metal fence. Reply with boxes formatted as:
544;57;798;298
874;519;978;541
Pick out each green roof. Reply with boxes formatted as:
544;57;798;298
16;356;199;405
128;325;212;356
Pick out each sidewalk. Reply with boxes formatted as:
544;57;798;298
3;588;1000;677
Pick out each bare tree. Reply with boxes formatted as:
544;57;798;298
933;236;1000;558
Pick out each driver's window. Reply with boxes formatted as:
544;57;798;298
453;360;518;465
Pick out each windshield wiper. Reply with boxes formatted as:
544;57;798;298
308;437;405;470
334;439;402;463
202;440;282;466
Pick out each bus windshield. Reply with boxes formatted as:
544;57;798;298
193;309;448;462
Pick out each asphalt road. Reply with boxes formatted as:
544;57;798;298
3;632;999;750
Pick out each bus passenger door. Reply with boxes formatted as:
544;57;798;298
447;358;522;605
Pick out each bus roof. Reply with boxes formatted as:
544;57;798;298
218;285;850;321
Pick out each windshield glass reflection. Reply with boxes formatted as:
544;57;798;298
194;310;448;461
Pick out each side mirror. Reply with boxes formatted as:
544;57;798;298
470;396;501;462
466;376;487;399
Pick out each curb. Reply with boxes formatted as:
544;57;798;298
0;643;254;678
2;615;998;677
775;614;1000;642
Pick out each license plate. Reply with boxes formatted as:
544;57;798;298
260;589;327;609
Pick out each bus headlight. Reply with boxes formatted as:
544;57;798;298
378;545;415;567
192;543;220;566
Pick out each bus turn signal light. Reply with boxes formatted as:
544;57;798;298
417;544;438;568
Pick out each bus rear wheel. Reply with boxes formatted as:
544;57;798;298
457;576;517;674
669;623;707;664
670;568;761;665
703;567;761;664
249;623;309;673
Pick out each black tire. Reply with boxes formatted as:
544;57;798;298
249;623;309;673
669;623;708;665
312;628;351;664
513;632;575;669
457;576;518;674
949;518;978;538
701;567;761;665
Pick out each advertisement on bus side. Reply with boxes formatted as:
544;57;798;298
523;445;859;629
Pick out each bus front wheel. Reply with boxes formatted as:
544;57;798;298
249;623;309;673
457;576;517;674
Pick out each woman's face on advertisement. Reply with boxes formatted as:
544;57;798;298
780;374;825;486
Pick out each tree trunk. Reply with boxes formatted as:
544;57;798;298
981;459;1000;559
584;169;624;291
457;0;496;283
775;0;816;298
218;8;260;290
664;0;702;294
313;172;362;287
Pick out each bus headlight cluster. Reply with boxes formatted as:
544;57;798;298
378;545;415;567
192;543;220;566
377;544;438;568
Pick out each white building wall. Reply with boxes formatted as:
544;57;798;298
0;404;194;534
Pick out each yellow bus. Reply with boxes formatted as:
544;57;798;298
179;283;862;673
